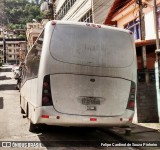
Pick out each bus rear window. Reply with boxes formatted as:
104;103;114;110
50;25;134;68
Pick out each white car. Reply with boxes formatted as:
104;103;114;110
12;65;19;72
14;67;20;79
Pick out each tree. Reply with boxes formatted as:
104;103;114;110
0;0;42;29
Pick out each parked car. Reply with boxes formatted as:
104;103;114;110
14;67;20;79
12;65;18;72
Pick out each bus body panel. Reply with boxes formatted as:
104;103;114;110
50;74;131;116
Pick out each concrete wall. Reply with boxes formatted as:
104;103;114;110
137;70;159;122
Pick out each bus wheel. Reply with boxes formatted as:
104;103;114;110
29;122;38;132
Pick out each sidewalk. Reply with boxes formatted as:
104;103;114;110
107;123;160;149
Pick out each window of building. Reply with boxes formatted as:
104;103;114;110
56;0;77;20
79;9;93;23
9;55;12;58
9;50;12;52
124;18;141;40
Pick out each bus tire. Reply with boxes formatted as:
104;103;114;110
29;122;38;132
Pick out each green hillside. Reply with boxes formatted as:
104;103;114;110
0;0;42;29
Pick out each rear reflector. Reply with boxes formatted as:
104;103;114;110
90;118;97;121
42;115;49;118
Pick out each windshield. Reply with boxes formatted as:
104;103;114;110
50;24;134;68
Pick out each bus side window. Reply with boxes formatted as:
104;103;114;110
25;30;44;79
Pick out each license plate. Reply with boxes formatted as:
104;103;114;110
81;97;100;105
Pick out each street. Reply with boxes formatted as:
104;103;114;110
0;65;137;150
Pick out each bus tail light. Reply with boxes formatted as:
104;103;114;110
127;82;136;110
42;75;53;106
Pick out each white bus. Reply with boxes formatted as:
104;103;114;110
20;20;137;132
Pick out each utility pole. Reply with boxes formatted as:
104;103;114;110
153;0;160;122
3;35;6;63
137;0;149;83
154;0;160;56
138;0;145;40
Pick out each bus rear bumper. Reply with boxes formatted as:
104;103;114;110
31;106;134;127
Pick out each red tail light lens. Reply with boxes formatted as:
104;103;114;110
42;75;53;106
128;101;134;108
127;82;136;110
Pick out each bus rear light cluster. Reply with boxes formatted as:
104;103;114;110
42;75;53;106
86;23;101;28
126;82;136;110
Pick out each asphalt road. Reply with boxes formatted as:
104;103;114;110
0;65;137;150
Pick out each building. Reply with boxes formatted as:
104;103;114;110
56;0;114;24
104;0;160;123
0;40;3;64
0;27;27;64
19;41;27;63
26;22;43;51
5;39;26;64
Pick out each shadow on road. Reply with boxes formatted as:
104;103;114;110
0;84;17;91
0;68;12;72
0;76;12;80
36;125;100;147
0;97;3;109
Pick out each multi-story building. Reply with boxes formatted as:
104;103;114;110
0;40;3;64
19;41;27;63
6;39;26;64
56;0;114;24
26;22;43;51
